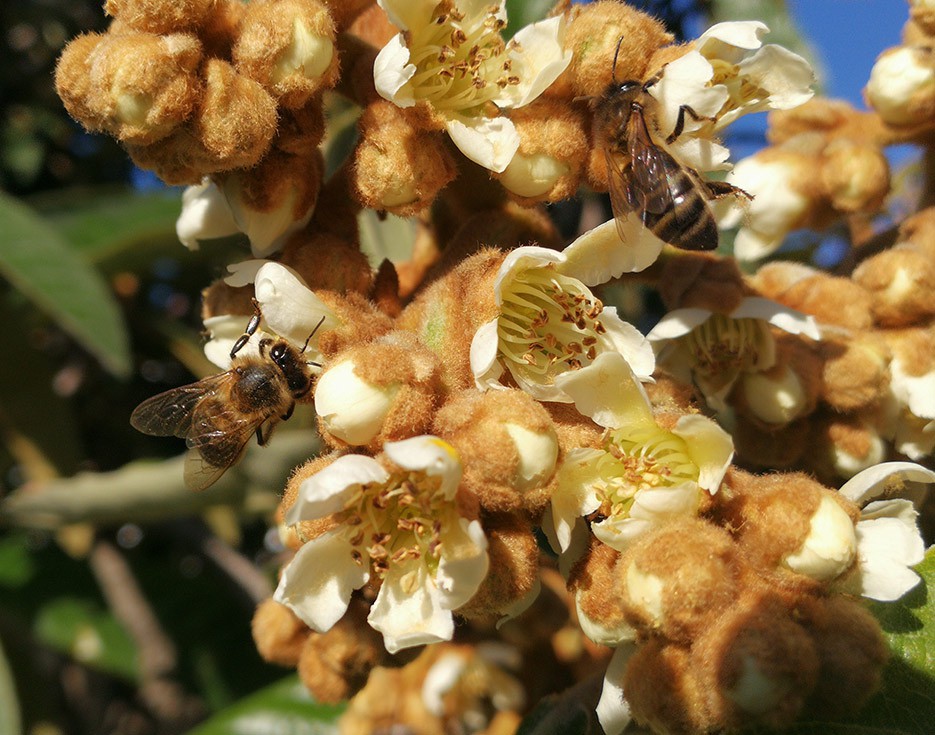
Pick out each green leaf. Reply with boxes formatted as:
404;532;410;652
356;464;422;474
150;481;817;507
33;597;139;682
187;675;345;735
0;191;131;377
0;638;22;735
859;548;935;734
505;0;555;38
31;188;181;265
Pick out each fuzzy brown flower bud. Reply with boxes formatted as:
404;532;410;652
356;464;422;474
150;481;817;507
234;0;340;109
819;331;890;411
252;597;310;666
194;59;278;170
617;519;742;644
352;101;457;215
104;0;216;34
433;389;559;516
853;247;935;327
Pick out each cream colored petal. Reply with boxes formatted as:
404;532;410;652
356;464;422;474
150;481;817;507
599;308;657;381
731;296;821;340
445;115;520;173
672;414;734;494
855;499;925;601
223;259;267;287
202;315;267;369
369;560;454;653
253;262;340;347
891;358;935;420
273;531;370;632
551;448;605;552
377;0;439;31
648;51;727;139
494;246;564;302
839;461;935;505
470;318;507;391
559;218;665;285
736;45;815;110
176;178;238;250
646;308;713;342
384;435;463;499
436;518;489;610
493;16;572;109
373;33;417;107
285;454;390;524
783;496;857;582
596;644;638;735
697;21;768;58
222;178;314;258
554;352;654;430
667;136;732;173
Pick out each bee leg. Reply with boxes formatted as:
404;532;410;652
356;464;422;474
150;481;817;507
230;299;263;359
666;104;717;145
705;180;753;202
281;402;295;422
255;422;275;446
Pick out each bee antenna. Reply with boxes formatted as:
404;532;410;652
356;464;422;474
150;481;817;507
301;315;327;353
612;35;625;83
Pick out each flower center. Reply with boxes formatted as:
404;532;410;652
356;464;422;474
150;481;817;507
338;471;447;578
497;265;607;384
405;1;519;115
709;58;769;110
591;425;699;519
682;314;772;378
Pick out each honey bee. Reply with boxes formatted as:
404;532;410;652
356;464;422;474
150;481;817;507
593;47;749;251
131;304;324;491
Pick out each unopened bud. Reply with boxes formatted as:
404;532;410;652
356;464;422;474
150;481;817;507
865;46;935;127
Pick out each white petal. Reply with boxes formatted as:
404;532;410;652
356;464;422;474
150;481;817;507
592;516;656;550
493;16;572;109
560;218;665;284
596;644;638;735
554;352;654;430
455;0;506;24
445;115;520;173
599;308;657;381
646;308;713;343
202;315;265;369
273;531;369;631
667;136;733;173
731;297;821;340
223;259;267;287
421;653;467;716
575;592;638;646
855;500;925;601
176;179;238;250
285;454;390;524
253;262;340;347
369;560;454;653
839;461;935;505
471;318;507;390
891;358;935;420
648;51;727;140
631;483;702;520
697;21;768;58
373;33;417;107
435;518;489;610
384;436;463;499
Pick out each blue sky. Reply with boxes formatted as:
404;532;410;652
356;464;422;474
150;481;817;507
789;0;906;106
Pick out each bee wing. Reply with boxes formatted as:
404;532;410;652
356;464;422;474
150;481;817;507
182;401;268;492
605;148;642;242
626;111;677;217
130;373;236;438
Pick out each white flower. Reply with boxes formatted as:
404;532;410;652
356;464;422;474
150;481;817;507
596;643;639;735
648;21;814;172
175;178;239;250
548;352;734;553
718;154;812;262
176;178;314;258
838;462;934;602
203;260;340;370
647;296;820;411
274;436;489;653
373;0;571;172
469;242;655;403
